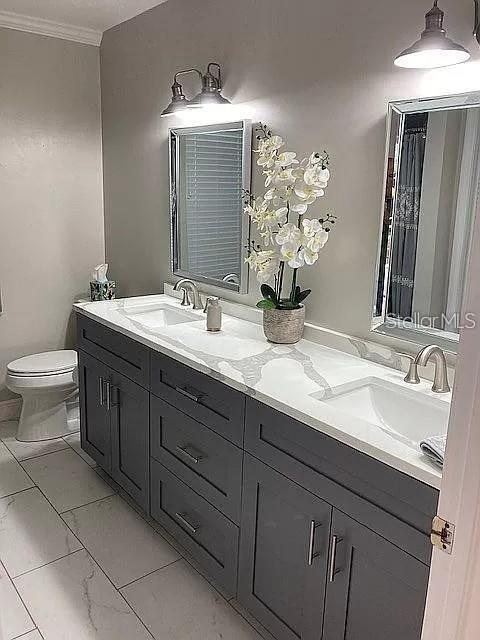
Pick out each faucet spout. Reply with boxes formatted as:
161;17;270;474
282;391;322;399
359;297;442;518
413;345;451;393
173;279;203;310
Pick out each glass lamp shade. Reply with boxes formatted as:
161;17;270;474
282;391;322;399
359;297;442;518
395;33;471;68
161;100;191;117
394;1;470;69
160;80;191;117
188;90;231;107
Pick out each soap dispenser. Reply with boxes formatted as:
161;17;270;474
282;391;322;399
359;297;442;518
205;297;222;332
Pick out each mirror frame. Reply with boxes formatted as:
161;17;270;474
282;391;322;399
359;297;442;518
372;91;480;353
169;120;252;293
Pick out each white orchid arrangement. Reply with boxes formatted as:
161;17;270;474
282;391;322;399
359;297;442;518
244;124;336;310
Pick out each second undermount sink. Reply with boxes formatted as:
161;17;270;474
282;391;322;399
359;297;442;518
313;377;449;448
119;301;200;329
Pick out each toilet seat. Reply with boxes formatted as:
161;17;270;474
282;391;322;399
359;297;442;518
7;350;77;377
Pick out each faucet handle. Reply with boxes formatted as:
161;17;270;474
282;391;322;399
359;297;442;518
398;353;421;384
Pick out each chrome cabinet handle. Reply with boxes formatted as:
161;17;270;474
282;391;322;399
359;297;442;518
104;381;112;411
99;377;105;406
329;535;343;582
175;386;202;403
307;520;322;566
174;512;198;534
176;445;205;464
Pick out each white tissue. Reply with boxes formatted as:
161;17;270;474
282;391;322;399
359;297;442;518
92;264;109;283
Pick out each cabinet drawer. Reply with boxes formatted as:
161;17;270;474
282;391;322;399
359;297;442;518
151;352;245;446
151;459;239;596
76;315;150;388
150;396;243;523
246;399;435;565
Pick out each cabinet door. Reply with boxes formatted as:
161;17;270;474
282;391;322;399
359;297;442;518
238;455;332;640
78;350;111;471
323;510;429;640
109;369;150;511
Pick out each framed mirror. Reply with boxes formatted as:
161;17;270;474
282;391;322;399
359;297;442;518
373;92;480;352
170;120;252;293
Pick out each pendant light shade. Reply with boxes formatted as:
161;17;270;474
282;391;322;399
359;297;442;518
395;1;470;69
160;79;190;117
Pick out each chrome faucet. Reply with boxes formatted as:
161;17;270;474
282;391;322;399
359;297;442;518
403;345;451;393
173;279;203;310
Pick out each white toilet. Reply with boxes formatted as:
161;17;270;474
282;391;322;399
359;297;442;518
6;350;79;442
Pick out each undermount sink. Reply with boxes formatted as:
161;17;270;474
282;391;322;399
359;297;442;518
119;302;199;328
313;377;449;449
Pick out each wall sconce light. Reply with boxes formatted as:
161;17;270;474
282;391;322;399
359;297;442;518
394;1;473;69
161;62;231;117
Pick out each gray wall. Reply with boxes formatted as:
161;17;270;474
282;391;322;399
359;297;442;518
0;29;104;400
100;0;479;341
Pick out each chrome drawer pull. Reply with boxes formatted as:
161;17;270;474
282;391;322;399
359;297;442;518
99;377;104;406
104;380;112;411
329;535;343;582
307;520;322;566
174;512;198;534
175;386;202;403
176;445;204;464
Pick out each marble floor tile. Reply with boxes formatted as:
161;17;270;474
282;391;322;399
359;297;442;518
63;433;97;467
15;631;42;640
0;561;35;639
0;487;82;577
121;559;262;640
0;442;34;499
62;495;180;587
15;549;153;640
21;449;115;513
1;421;69;461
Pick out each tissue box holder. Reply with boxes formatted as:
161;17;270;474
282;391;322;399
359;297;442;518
90;280;116;301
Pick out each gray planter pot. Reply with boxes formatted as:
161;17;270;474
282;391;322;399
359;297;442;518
263;306;305;344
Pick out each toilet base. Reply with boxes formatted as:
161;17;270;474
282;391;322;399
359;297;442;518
16;390;79;442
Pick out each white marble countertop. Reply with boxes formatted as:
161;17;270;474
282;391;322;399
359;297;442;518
73;294;449;489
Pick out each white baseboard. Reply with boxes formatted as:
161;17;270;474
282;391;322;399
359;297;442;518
0;398;21;422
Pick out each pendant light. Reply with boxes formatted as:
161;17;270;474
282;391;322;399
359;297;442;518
188;63;231;108
161;63;230;117
394;1;470;69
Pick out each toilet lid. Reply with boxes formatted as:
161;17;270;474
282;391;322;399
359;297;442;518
8;350;78;376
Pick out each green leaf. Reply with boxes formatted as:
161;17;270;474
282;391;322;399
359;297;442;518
277;299;301;310
260;284;278;304
297;289;312;303
256;299;276;310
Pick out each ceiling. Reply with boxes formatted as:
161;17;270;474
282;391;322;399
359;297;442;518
0;0;169;45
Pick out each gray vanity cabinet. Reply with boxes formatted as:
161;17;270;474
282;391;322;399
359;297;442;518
322;510;429;640
76;314;437;640
238;454;333;640
77;315;150;511
78;350;112;472
109;369;150;511
78;350;150;511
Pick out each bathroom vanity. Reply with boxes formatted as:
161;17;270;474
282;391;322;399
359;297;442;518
74;296;444;640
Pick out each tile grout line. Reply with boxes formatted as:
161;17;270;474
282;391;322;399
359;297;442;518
118;558;182;590
1;559;39;639
12;627;42;639
0;485;36;502
12;548;86;581
1;439;70;464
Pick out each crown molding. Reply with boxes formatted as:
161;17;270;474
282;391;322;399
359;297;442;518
0;10;102;46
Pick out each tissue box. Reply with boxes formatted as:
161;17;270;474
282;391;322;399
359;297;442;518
90;280;116;301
